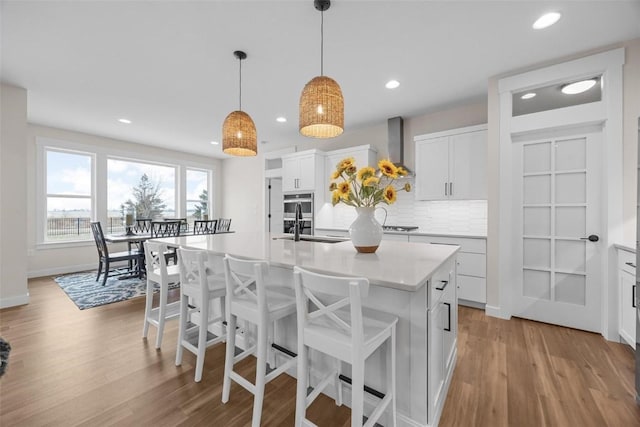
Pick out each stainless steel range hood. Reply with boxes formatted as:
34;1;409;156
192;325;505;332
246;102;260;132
387;116;413;176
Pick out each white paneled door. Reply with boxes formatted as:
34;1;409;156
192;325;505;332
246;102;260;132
512;130;602;332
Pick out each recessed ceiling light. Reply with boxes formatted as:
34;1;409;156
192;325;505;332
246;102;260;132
521;92;536;100
210;141;219;145
276;117;287;123
385;80;400;89
118;118;132;124
533;12;561;30
561;79;597;95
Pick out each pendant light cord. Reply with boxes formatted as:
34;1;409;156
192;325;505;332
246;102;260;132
238;57;242;110
320;9;324;76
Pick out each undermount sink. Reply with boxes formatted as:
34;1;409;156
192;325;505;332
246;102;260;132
274;235;347;244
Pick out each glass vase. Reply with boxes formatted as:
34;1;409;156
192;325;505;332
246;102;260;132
349;207;383;253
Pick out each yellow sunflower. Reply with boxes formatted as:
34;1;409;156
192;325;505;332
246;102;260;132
331;190;341;205
337;181;351;199
329;182;337;191
383;185;397;204
330;170;341;180
363;176;379;187
337;157;355;172
345;165;357;175
356;167;375;182
404;182;411;192
397;166;408;176
378;159;398;179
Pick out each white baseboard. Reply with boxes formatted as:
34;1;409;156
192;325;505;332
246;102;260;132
0;293;30;309
485;304;510;319
28;263;96;279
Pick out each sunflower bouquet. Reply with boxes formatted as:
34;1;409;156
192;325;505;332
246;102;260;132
329;157;411;207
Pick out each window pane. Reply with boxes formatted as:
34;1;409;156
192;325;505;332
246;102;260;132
186;169;209;223
108;159;175;220
46;197;92;241
47;151;91;195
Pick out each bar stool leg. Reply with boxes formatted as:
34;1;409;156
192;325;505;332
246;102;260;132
221;314;237;403
175;293;188;366
334;358;343;406
142;280;153;339
155;282;167;349
351;362;365;427
295;343;309;427
194;297;209;382
390;327;397;426
252;321;268;427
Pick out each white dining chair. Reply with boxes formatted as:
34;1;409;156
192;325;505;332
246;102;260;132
175;248;227;382
142;240;181;349
293;266;398;427
221;254;298;427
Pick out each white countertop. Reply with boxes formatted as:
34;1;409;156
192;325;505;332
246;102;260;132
153;232;459;292
315;226;487;239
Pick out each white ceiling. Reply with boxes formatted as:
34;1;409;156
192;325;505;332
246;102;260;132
2;1;639;159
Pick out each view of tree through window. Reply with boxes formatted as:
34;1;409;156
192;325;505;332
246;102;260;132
108;159;175;228
186;169;209;225
45;149;93;242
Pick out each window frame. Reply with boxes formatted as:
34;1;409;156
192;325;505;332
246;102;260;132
35;137;216;249
185;167;212;223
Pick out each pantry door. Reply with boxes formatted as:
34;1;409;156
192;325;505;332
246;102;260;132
512;130;602;332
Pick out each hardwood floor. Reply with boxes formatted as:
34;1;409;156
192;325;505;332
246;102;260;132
1;277;639;426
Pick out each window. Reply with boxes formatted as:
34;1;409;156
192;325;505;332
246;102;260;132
107;159;176;231
45;149;93;242
186;169;210;225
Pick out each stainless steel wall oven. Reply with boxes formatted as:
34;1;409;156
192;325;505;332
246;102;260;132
283;193;313;235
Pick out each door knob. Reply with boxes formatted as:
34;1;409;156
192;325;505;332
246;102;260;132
580;234;599;242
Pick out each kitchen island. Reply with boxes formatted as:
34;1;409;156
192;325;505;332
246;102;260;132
154;232;459;427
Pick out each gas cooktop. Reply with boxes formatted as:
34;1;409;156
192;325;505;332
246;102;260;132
382;225;419;232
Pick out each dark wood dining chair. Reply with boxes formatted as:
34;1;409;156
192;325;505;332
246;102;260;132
217;218;232;232
90;221;143;286
133;218;152;233
151;220;182;264
193;219;218;235
163;218;188;233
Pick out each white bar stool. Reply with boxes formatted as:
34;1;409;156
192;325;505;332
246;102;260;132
142;241;181;349
293;266;398;427
175;248;227;382
221;254;298;427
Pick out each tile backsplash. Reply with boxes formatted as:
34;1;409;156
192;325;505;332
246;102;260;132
315;179;487;235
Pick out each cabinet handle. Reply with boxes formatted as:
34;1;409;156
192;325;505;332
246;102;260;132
444;183;448;196
436;280;448;291
444;302;451;331
449;182;453;195
633;285;637;309
626;261;636;268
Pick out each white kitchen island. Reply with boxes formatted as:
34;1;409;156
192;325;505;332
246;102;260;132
154;232;459;427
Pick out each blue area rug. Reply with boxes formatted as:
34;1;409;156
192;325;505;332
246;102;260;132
54;271;179;310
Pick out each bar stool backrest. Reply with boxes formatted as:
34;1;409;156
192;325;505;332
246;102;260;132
144;241;170;284
177;247;209;303
223;255;269;317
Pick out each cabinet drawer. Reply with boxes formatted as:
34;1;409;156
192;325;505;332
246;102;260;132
429;259;454;310
618;249;636;275
457;252;486;277
411;235;486;254
458;275;486;303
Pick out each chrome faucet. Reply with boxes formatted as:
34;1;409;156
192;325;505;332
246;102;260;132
294;202;303;241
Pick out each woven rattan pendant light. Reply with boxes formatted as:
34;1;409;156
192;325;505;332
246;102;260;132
299;0;344;139
223;50;257;156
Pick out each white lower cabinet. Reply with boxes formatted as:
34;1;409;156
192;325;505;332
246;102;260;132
410;234;487;305
618;248;636;348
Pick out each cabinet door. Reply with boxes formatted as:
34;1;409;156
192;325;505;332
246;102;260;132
415;137;449;200
620;269;636;348
282;157;300;192
297;155;316;191
449;130;487;200
428;302;445;423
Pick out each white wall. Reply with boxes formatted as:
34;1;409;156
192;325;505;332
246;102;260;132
0;84;29;308
26;124;223;278
486;38;640;311
221;154;264;233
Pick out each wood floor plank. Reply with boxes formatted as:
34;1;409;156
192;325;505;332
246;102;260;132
1;278;640;426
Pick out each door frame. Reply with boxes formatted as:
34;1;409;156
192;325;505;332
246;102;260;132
496;48;625;340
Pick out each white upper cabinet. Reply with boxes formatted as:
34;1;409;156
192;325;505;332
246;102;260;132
414;124;487;200
281;149;325;193
325;145;378;199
